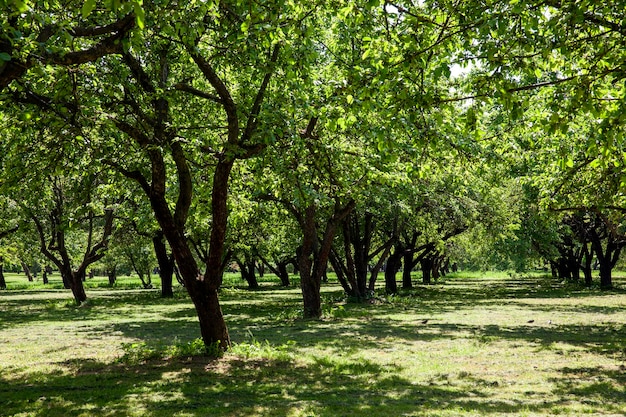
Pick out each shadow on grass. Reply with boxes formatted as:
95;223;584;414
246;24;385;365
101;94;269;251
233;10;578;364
3;352;621;417
549;366;626;414
0;289;189;331
2;275;626;416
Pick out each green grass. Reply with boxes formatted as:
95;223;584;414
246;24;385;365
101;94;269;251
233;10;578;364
1;272;625;416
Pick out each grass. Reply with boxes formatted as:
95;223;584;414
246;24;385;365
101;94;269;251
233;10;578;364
1;271;625;416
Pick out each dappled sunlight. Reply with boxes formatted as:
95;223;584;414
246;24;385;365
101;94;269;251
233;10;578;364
1;275;626;415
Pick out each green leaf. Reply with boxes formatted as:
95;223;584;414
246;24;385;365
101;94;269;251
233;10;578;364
81;0;96;18
134;2;145;29
0;52;11;62
10;0;29;12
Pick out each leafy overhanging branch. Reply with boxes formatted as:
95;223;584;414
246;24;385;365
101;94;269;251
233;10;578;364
0;14;136;90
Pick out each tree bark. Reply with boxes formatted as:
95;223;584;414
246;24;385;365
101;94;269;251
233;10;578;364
0;256;6;290
59;266;87;304
385;245;402;295
581;244;593;287
297;200;355;318
108;265;117;286
368;241;392;292
258;254;291;286
589;225;623;290
299;206;321;318
42;266;49;284
153;232;174;297
21;261;33;282
402;251;413;289
236;257;259;289
421;256;434;284
276;262;290;286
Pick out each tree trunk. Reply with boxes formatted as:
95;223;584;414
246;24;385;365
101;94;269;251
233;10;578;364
432;255;441;281
581;244;593;287
21;261;33;282
598;260;612;289
329;249;352;296
297;200;355;318
42;267;49;284
237;257;259;289
402;251;413;289
385;249;401;295
300;266;321;318
550;261;558;278
351;213;371;298
276;261;290;286
299;206;322;318
590;228;622;290
0;256;6;290
187;282;229;349
259;254;290;286
145;154;232;350
64;269;87;304
153;230;174;297
421;257;433;285
108;265;117;286
62;273;71;289
368;241;392;292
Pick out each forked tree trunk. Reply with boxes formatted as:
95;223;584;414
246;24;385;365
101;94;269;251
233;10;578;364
329;248;357;297
581;244;593;287
297;201;355;318
237;257;259;289
147;156;232;350
259;254;291;286
60;267;87;304
368;242;392;292
590;228;623;290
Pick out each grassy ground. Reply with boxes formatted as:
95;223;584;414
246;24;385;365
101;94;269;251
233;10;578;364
0;271;625;416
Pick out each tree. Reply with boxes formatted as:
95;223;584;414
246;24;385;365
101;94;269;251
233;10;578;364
1;0;341;349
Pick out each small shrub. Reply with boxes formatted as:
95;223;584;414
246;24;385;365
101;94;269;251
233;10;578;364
230;338;295;361
118;338;223;364
119;342;160;364
165;338;209;358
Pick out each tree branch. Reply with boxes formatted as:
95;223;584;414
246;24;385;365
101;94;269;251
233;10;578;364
242;43;281;143
187;46;239;144
173;83;224;104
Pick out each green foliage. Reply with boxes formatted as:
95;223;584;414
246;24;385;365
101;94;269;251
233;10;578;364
118;341;161;364
230;338;295;361
119;338;222;364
